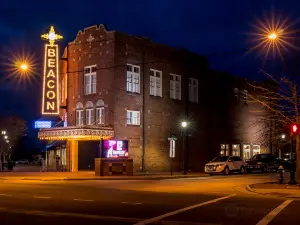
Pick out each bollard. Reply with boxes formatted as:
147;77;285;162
278;165;284;184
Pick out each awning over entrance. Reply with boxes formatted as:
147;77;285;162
38;126;114;141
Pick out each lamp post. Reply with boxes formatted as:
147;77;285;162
181;121;188;175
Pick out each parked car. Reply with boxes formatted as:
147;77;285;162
246;154;282;172
205;156;246;175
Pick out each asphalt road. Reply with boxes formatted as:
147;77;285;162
0;173;299;225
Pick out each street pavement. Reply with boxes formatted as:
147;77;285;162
0;172;299;225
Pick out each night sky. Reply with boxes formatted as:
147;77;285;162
0;0;300;129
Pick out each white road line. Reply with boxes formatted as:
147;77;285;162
34;196;51;199
133;194;236;225
121;202;142;205
0;194;12;197
256;200;293;225
74;199;94;202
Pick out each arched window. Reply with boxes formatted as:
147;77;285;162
96;99;105;125
75;102;84;126
85;101;94;125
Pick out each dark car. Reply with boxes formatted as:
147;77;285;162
246;154;283;172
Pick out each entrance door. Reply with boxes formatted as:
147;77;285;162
78;141;100;170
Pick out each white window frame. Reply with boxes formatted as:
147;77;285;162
96;107;105;125
170;74;181;100
188;78;198;103
126;110;140;125
86;108;94;125
150;69;162;97
126;64;140;94
76;110;84;126
84;65;97;95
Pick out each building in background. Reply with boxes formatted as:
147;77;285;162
39;24;269;172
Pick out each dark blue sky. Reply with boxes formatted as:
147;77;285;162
0;0;300;124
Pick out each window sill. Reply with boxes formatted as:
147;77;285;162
126;124;140;127
150;95;162;98
126;91;141;95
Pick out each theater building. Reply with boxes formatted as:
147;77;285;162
39;24;268;172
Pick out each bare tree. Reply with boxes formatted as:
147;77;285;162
0;115;27;169
246;69;300;179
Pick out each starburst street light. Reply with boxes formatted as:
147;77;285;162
248;11;298;60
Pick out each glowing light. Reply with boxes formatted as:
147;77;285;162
41;44;59;115
3;49;38;88
281;134;286;139
41;26;63;46
4;136;8;139
181;121;188;128
248;11;298;59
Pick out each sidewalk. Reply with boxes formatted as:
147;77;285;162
0;171;208;181
246;173;300;198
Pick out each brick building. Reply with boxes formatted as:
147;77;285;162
40;24;268;172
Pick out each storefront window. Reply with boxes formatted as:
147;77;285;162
243;144;251;159
232;144;240;156
253;145;260;155
220;144;229;156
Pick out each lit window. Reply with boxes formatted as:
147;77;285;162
243;144;251;159
220;144;229;156
126;64;140;93
253;145;260;155
150;69;162;97
76;102;84;126
232;144;240;156
84;65;97;95
127;110;140;125
188;78;198;103
170;74;181;100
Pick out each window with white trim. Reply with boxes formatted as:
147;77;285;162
150;69;162;97
96;107;105;124
170;74;181;100
126;64;140;93
84;65;97;95
127;110;140;125
85;101;94;125
188;78;198;103
76;102;84;126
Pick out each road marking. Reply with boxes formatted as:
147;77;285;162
256;200;293;225
34;196;51;199
0;194;12;197
74;199;94;202
121;202;142;205
133;194;236;225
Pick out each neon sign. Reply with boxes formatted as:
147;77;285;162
103;140;128;158
41;26;63;115
34;121;52;129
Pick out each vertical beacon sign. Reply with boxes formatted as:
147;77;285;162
41;26;63;115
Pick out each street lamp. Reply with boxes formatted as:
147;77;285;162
281;134;286;140
1;131;6;135
268;32;278;40
20;63;28;71
4;136;8;139
181;121;188;128
181;121;188;175
6;140;9;143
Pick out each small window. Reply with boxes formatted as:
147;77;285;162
126;64;140;94
126;110;140;125
150;69;162;97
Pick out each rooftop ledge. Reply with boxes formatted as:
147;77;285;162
38;125;114;141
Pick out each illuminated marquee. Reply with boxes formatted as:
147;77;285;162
41;26;63;115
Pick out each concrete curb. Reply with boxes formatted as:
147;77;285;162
2;175;207;181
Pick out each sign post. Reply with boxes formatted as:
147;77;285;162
168;136;177;176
